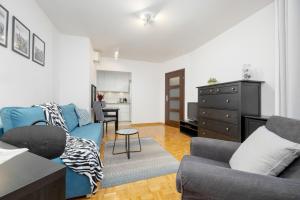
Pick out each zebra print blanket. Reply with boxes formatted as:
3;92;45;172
36;103;103;194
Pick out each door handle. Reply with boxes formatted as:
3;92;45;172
166;95;169;102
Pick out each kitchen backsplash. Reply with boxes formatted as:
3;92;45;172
99;91;130;103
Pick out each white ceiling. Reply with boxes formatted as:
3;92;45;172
36;0;273;62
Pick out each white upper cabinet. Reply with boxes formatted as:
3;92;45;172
97;71;130;92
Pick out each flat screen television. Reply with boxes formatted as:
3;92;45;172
187;102;198;122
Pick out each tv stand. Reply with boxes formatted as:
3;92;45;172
180;120;198;136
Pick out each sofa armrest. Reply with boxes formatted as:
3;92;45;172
180;156;300;200
190;137;240;163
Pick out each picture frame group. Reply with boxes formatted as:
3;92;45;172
0;4;46;66
32;33;45;66
12;16;30;58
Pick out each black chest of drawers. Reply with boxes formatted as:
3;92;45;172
197;80;263;142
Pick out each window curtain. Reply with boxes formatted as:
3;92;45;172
274;0;300;119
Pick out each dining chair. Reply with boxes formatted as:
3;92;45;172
93;101;117;134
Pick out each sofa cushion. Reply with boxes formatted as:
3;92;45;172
266;116;300;143
230;126;300;176
177;155;230;192
52;122;103;199
0;107;45;133
70;123;102;146
10;107;45;129
60;104;79;132
0;107;21;133
2;125;66;159
75;107;91;127
267;116;300;180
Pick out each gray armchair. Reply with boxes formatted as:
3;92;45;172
176;116;300;200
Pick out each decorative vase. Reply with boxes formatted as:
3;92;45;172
242;64;252;80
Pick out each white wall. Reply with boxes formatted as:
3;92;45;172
89;44;96;86
96;57;162;124
0;0;57;107
0;0;280;124
0;0;98;113
161;3;276;119
286;0;300;119
97;4;276;123
54;35;93;110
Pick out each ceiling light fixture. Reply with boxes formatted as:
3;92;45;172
140;11;155;26
114;48;119;60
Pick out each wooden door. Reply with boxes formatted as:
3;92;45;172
165;69;185;127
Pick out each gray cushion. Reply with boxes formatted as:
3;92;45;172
279;159;300;179
191;137;240;163
266;116;300;180
1;125;66;159
266;116;300;143
177;155;229;192
179;155;300;200
75;107;92;126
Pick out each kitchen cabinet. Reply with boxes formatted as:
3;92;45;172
97;71;130;92
118;104;131;121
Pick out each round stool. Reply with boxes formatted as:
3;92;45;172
112;129;142;159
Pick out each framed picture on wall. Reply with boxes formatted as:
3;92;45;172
0;4;9;47
12;16;30;58
91;84;97;108
32;34;45;66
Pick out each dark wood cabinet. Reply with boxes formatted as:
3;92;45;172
197;80;263;142
180;120;198;136
243;115;269;140
0;141;66;200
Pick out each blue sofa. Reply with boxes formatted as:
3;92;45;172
0;104;103;199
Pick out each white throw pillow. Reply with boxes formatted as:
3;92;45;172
75;107;92;127
229;126;300;176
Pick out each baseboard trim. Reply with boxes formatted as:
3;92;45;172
131;122;164;127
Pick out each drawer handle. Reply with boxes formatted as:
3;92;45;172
202;111;206;115
202;132;206;135
226;127;230;131
225;114;230;118
216;88;220;92
202;99;206;103
209;89;213;93
231;87;236;91
202;122;206;125
226;99;230;103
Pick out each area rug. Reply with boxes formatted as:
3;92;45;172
102;137;179;188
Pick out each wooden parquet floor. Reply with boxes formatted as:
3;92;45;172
76;123;191;200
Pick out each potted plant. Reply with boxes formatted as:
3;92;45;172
207;78;218;85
